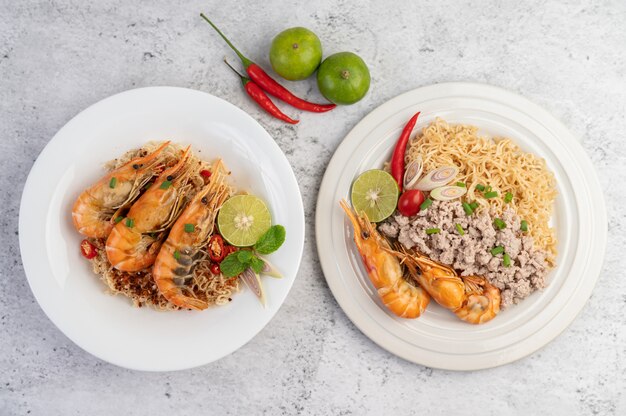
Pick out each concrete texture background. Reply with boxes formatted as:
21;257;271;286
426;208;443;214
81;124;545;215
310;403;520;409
1;0;625;414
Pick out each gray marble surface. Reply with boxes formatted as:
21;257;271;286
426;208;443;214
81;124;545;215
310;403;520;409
1;0;625;414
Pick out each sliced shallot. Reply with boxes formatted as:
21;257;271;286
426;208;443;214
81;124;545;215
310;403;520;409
430;185;467;201
403;156;423;190
241;267;266;306
415;166;459;191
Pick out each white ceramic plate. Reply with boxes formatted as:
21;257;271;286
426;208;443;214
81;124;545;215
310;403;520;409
19;87;305;371
316;82;607;371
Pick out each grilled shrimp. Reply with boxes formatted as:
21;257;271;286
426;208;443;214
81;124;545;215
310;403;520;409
105;146;193;272
72;141;170;238
396;247;501;324
340;200;430;319
153;161;230;310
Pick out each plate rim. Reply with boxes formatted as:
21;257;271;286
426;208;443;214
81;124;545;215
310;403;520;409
19;86;305;371
315;81;607;370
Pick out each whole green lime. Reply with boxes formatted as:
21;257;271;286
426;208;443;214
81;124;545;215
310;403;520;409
317;52;370;105
270;27;322;81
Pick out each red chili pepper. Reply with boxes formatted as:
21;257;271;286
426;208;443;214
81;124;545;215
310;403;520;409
200;169;212;178
208;234;226;262
80;239;97;259
224;60;299;124
209;263;221;275
200;14;335;113
390;112;420;193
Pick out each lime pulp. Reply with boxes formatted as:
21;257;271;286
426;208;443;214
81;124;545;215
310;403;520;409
217;195;272;247
350;169;399;223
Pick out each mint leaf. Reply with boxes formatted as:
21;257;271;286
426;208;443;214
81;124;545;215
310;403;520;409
220;253;246;277
250;256;265;274
254;225;286;255
237;250;254;263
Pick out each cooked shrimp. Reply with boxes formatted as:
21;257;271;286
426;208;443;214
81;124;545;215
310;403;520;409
396;247;501;324
340;200;430;319
153;161;231;310
105;146;193;272
72;141;170;238
453;275;501;324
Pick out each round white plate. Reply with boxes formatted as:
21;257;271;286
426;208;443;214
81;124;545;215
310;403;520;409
316;82;607;371
20;87;305;371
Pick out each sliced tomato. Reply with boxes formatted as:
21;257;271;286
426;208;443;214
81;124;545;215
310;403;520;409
80;239;97;259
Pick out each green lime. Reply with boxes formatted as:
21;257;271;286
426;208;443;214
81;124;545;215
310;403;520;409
351;170;399;223
317;52;370;105
218;195;272;247
270;27;322;81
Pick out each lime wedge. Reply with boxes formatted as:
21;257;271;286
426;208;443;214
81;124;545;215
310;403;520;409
218;195;272;247
351;169;399;222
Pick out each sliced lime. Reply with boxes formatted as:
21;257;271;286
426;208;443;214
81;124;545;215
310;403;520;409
218;195;271;247
350;169;399;223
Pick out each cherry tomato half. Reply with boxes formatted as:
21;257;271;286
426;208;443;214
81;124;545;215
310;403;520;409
80;239;97;259
397;189;425;217
208;235;225;262
209;263;221;275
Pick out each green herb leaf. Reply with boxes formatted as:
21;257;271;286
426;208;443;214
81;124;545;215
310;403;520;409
109;177;117;188
220;252;247;277
160;180;172;190
254;225;286;255
237;250;254;263
425;228;440;235
250;256;265;274
184;223;195;233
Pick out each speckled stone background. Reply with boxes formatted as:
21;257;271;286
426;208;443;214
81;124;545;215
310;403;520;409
1;0;625;414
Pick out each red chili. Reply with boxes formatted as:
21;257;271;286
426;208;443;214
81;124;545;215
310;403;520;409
224;60;299;124
200;169;212;178
390;112;420;193
80;239;97;259
209;263;221;275
208;235;226;262
201;14;335;113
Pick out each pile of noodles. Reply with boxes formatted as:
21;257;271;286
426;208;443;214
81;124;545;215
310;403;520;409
405;118;557;262
89;141;238;310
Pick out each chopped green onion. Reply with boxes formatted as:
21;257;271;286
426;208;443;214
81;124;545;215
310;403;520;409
114;216;124;223
485;185;493;193
456;182;466;188
425;228;440;235
475;184;485;192
125;218;134;228
504;192;513;203
455;223;465;235
484;191;498;199
420;198;433;211
503;253;511;267
491;246;504;256
462;202;473;215
469;201;479;211
160;180;172;190
184;223;195;233
494;218;506;230
109;177;117;188
173;250;180;260
520;220;528;232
